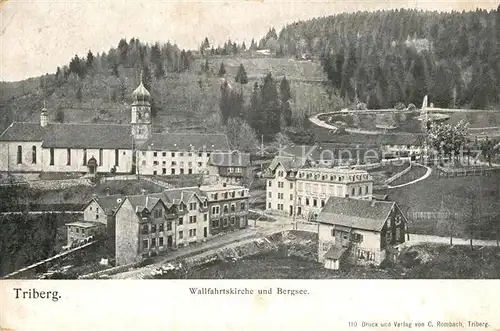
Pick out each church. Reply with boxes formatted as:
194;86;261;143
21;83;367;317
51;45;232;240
0;78;231;175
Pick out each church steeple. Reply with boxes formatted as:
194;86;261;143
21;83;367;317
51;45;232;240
40;101;48;127
131;70;152;143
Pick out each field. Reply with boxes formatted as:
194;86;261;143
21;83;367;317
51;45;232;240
377;171;500;238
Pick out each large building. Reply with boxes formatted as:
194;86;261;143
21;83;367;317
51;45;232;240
0;77;231;176
206;151;251;185
112;183;249;266
316;197;407;269
264;156;373;220
197;182;250;235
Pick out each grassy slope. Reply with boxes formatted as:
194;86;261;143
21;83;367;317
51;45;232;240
0;55;337;133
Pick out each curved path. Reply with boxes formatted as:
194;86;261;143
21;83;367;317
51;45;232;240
386;163;432;189
309;112;398;135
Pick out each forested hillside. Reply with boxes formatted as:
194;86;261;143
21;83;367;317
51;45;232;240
261;7;500;109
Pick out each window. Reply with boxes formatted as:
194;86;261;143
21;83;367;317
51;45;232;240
142;151;146;156
322;243;329;251
278;171;284;177
153;152;157;157
99;149;103;166
321;200;325;207
159;237;164;246
358;187;362;195
178;217;183;225
290;183;294;189
240;202;246;211
96;214;99;220
115;149;119;166
352;233;364;243
278;182;284;188
180;168;184;174
365;186;369;194
151;224;157;233
171;169;176;175
143;239;149;249
167;222;172;231
50;148;55;166
76;228;80;233
154;209;163;218
223;218;228;227
189;229;197;237
290;194;294;201
230;216;235;225
230;204;235;212
268;192;272;198
212;219;220;228
204;214;208;222
178;231;183;239
223;205;229;213
162;168;166;175
198;162;203;167
198;152;203;157
171;152;175;157
189;202;197;211
351;188;355;196
171;161;177;166
151;238;156;247
305;198;310;206
331;229;336;237
153;161;159;166
268;202;271;209
162;152;166;157
180;152;184;157
189;215;197;224
83;149;87;165
159;223;164;232
313;199;317;207
16;146;22;164
32;146;37;164
231;191;235;198
180;161;185;167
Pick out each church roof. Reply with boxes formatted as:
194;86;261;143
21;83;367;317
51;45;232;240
42;123;132;149
137;133;230;152
132;81;151;103
0;122;133;149
0;122;48;141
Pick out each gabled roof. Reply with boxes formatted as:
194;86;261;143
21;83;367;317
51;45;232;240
208;152;251;167
0;121;133;149
317;197;396;232
0;122;48;142
162;187;206;205
126;193;165;213
42;123;132;149
83;194;125;215
268;156;309;172
137;133;230;151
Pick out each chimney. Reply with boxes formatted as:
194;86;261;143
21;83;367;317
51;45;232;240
141;189;147;195
40;104;48;128
105;187;110;196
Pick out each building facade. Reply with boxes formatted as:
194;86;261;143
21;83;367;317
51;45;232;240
317;197;407;269
265;156;372;220
198;182;250;235
207;152;251;185
66;221;105;247
0;78;232;177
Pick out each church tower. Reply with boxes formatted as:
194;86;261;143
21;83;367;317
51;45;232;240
131;73;152;144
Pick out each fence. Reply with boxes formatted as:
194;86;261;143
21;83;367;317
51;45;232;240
384;162;413;185
437;165;499;178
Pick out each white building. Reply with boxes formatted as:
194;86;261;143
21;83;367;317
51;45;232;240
0;77;231;177
265;156;373;221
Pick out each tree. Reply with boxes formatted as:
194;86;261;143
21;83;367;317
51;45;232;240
427;120;469;163
218;62;226;77
76;87;83;102
260;73;281;140
86;50;94;69
280;76;292;126
55;109;65;123
235;64;248;85
225;117;258;152
480;137;498;167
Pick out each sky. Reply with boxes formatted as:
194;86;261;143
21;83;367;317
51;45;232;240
0;0;498;82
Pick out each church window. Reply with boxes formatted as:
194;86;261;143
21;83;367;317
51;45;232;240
83;149;87;165
99;149;103;166
16;146;22;164
50;148;55;166
66;148;71;165
32;146;37;164
115;149;119;166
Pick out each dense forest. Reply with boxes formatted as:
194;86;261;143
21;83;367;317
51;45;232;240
259;7;500;109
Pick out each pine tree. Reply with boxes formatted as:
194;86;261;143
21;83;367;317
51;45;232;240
235;64;248;85
218;62;226;77
280;76;293;126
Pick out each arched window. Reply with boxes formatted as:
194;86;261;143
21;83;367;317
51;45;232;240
17;146;22;164
32;146;37;164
